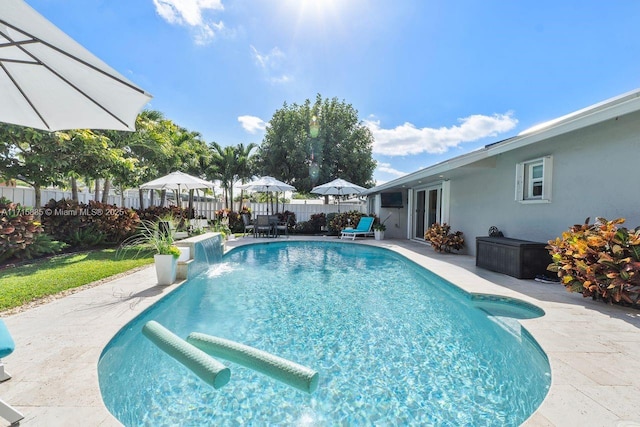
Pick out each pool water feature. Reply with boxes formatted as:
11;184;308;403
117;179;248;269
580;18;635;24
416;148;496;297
98;241;550;426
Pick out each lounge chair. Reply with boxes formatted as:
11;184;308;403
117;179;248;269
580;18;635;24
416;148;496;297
0;320;24;425
340;216;375;240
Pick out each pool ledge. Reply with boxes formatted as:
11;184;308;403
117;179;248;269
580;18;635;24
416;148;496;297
1;236;639;426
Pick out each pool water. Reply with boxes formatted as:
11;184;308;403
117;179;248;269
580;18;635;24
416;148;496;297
98;241;550;426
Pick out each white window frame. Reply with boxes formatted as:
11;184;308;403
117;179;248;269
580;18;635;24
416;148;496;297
515;156;552;203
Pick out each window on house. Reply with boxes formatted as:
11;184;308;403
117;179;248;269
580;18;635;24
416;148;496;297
515;156;552;203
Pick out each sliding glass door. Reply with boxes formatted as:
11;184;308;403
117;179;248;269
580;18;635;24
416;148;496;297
414;185;442;240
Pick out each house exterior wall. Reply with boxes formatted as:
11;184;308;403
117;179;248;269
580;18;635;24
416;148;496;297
378;198;408;239
448;110;640;255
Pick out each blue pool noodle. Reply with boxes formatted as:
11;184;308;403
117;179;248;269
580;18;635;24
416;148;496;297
142;321;230;389
186;332;319;393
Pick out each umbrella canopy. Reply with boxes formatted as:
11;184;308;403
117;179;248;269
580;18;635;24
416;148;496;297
311;178;366;196
239;176;295;214
311;178;367;213
0;0;152;131
140;171;214;191
141;171;214;209
239;176;295;193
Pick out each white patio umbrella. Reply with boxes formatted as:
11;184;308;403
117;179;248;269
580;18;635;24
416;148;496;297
140;171;215;208
0;0;152;131
239;176;295;214
311;178;367;213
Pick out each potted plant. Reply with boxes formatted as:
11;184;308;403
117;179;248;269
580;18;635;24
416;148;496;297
119;220;181;285
373;223;386;240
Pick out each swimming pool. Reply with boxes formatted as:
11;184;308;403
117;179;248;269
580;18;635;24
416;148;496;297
98;241;550;426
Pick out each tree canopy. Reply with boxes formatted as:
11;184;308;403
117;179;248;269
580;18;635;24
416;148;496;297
0;94;377;209
255;94;376;193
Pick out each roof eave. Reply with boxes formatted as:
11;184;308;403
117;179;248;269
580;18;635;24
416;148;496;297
365;88;640;195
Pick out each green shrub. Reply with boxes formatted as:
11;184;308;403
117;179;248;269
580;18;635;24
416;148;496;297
215;209;242;233
328;211;370;234
41;198;84;242
67;225;106;248
42;199;140;245
18;233;68;260
87;201;140;243
294;221;316;234
326;213;338;233
424;223;464;253
308;213;326;232
547;217;640;306
0;197;64;262
136;206;192;226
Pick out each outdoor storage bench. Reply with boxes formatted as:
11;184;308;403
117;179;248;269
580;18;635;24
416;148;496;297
475;236;552;279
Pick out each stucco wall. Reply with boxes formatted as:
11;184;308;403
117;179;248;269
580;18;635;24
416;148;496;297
377;190;408;239
449;111;640;255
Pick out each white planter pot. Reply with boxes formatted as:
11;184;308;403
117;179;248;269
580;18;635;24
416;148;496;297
177;246;190;262
374;230;385;240
154;254;177;285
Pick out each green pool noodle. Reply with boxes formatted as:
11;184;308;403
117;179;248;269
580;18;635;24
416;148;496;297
142;321;230;389
186;332;319;393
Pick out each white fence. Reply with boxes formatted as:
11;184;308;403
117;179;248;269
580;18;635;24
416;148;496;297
0;186;366;222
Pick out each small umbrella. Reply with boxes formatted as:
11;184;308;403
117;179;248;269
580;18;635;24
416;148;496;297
311;178;367;213
141;171;215;208
0;0;152;131
240;176;295;214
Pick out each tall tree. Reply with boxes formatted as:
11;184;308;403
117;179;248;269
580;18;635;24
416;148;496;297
206;142;257;209
0;125;115;208
234;142;257;210
256;94;376;193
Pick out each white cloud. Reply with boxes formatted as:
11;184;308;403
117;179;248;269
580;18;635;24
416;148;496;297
153;0;225;44
269;74;292;84
365;112;518;156
250;45;284;69
376;162;407;178
250;45;291;84
238;115;267;134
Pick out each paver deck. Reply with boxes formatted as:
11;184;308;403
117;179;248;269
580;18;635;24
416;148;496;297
1;236;639;426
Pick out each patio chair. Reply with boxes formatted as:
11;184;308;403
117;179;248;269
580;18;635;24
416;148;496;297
340;216;375;240
269;214;289;238
241;214;254;237
0;320;24;425
275;214;291;238
254;215;273;238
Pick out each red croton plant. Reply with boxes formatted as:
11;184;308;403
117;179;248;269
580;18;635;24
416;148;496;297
547;217;640;306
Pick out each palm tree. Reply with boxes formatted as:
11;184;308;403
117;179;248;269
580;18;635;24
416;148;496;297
207;142;257;209
235;142;257;211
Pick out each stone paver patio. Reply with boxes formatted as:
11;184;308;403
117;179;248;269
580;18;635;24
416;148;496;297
1;236;639;426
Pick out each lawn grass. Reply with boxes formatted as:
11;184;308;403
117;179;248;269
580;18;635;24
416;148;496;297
0;247;154;312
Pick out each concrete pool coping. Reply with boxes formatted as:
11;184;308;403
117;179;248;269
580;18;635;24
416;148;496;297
1;236;639;426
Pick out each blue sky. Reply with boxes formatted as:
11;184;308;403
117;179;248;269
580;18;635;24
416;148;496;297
26;0;640;185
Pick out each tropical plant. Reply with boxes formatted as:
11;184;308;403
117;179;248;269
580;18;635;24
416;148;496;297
0;197;66;262
86;201;140;243
12;232;68;261
207;142;257;209
373;223;386;231
41;199;140;245
67;225;106;248
424;223;464;253
329;211;370;233
547;217;640;306
211;220;232;239
118;219;181;258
